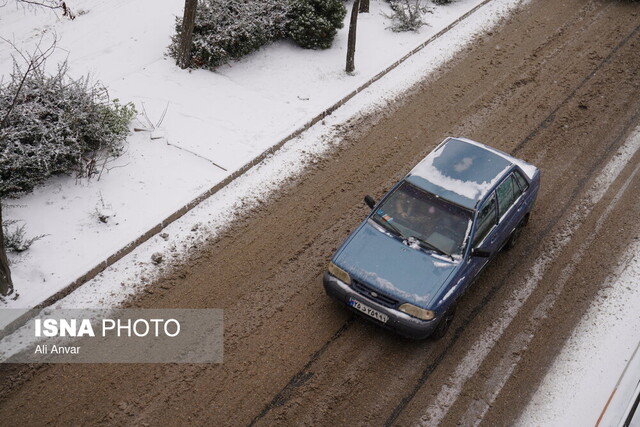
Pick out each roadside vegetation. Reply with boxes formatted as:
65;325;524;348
169;0;347;70
169;0;454;70
0;40;136;296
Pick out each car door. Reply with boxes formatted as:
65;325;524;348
494;172;526;248
463;192;501;288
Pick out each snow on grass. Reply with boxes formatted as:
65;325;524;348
0;0;521;317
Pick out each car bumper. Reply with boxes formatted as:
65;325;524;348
323;272;440;340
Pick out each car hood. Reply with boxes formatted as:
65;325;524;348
334;220;458;308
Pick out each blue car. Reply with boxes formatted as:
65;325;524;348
323;137;540;339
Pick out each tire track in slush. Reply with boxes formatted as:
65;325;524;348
252;18;640;427
384;122;635;426
245;1;511;423
389;107;640;427
412;31;640;427
511;3;635;156
248;318;354;426
459;159;640;427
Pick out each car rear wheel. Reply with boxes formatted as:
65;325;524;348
505;225;522;250
431;305;456;340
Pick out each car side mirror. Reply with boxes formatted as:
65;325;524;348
472;248;491;257
364;195;376;209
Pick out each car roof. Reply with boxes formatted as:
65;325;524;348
406;137;518;210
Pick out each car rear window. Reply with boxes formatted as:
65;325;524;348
514;169;529;192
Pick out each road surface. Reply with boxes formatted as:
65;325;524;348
1;0;639;425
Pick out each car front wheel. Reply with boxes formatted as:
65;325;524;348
431;305;456;340
505;214;529;250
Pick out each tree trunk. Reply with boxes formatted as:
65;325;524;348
359;0;369;13
346;0;361;73
0;204;14;297
178;0;198;69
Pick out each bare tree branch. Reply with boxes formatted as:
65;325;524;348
17;0;59;9
0;33;57;130
14;0;75;19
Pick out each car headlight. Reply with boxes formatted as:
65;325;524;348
399;303;436;321
328;261;351;285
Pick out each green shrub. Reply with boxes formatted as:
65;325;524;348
286;0;346;50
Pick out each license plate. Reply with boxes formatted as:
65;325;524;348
348;298;389;324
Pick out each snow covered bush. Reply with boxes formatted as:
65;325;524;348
432;0;452;4
169;0;347;69
2;220;46;253
385;0;429;32
169;0;290;69
0;60;136;198
286;0;346;50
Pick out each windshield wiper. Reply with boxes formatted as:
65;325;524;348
409;236;455;261
372;215;454;260
373;214;409;240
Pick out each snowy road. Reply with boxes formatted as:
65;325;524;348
1;0;640;425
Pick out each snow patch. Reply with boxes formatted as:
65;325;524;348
518;237;640;426
410;149;509;201
457;136;538;179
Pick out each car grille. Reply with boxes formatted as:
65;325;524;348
352;279;399;308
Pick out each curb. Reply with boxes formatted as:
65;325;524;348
1;0;495;339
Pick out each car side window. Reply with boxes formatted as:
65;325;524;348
496;174;522;219
474;194;497;246
514;169;529;192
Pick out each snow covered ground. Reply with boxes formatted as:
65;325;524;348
0;0;504;314
519;236;640;426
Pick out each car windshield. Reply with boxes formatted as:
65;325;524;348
372;181;472;257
